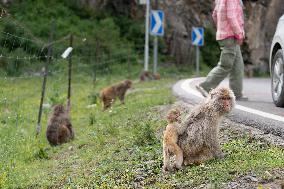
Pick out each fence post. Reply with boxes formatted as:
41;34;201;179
127;47;131;78
67;34;73;115
36;20;55;136
93;38;100;85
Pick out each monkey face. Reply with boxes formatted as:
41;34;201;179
52;104;66;116
124;80;133;89
167;109;181;123
209;87;235;114
219;96;233;112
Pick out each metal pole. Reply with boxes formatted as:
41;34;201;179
153;36;158;74
196;46;200;76
144;0;150;71
127;47;131;78
36;20;55;136
94;38;99;85
153;0;158;74
67;34;73;115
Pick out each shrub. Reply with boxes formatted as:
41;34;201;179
133;122;158;146
201;27;220;68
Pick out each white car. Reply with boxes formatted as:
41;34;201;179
270;15;284;107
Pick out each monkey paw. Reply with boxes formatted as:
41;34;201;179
173;164;182;170
183;159;193;166
162;165;171;172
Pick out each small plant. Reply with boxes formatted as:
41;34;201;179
88;92;100;105
89;112;97;125
33;147;49;160
133;122;158;146
0;172;7;188
47;90;65;106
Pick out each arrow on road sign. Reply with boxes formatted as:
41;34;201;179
192;27;204;46
150;10;164;36
152;12;162;34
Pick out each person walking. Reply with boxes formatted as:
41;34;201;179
196;0;248;101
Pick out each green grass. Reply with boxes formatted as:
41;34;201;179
0;68;283;188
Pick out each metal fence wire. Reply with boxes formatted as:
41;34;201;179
0;18;144;137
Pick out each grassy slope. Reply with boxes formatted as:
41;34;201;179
0;0;282;188
0;70;283;188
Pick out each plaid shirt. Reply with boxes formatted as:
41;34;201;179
212;0;245;41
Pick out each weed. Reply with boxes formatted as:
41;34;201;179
33;147;49;160
133;121;158;146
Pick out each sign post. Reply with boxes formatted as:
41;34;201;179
143;0;150;71
191;27;204;76
150;10;164;74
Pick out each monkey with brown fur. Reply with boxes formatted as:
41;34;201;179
163;108;187;171
139;71;160;81
178;87;235;165
140;71;152;81
100;79;132;110
46;104;74;146
153;73;160;80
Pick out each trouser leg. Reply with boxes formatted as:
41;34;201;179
200;39;237;92
229;45;244;97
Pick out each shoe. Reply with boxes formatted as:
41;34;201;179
195;84;209;97
235;95;249;101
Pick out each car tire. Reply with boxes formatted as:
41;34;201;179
271;49;284;107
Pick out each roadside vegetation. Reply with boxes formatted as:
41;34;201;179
1;70;284;188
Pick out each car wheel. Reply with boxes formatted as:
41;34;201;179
271;49;284;107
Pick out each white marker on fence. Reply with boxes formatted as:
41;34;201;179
61;47;73;59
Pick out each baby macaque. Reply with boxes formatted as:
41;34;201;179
163;108;185;171
100;80;132;110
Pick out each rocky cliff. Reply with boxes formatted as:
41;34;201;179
160;0;284;71
88;0;284;72
244;0;284;69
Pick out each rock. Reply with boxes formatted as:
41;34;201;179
43;103;51;109
68;146;74;151
243;175;258;182
228;182;238;189
264;171;273;178
86;104;97;109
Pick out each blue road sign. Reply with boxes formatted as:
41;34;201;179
192;27;204;46
150;10;164;36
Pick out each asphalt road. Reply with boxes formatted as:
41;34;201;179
172;77;284;138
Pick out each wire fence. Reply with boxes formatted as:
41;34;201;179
0;16;146;137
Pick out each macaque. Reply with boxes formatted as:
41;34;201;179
46;104;74;146
100;80;132;110
163;108;185;171
153;73;161;80
178;87;235;165
139;71;161;81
